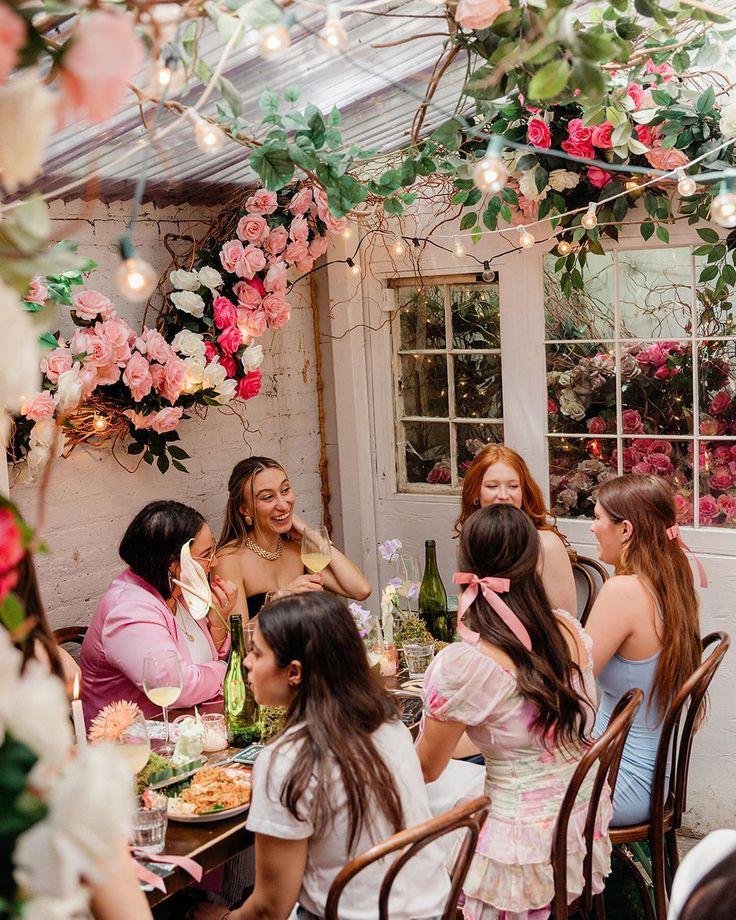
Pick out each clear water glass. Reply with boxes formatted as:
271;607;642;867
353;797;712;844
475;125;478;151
131;793;168;855
403;641;434;679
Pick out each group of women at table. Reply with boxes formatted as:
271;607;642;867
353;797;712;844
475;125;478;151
71;445;704;920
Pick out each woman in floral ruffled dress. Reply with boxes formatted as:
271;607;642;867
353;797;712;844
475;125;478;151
416;505;612;919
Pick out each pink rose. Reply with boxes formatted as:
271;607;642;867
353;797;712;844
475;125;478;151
289;215;309;243
714;447;733;462
617;447;638;472
150;407;183;434
699;495;719;522
25;277;48;304
220;239;244;274
700;417;719;436
239;310;268;340
262;295;290;328
21;392;56;422
310;235;329;259
233;280;263;311
644;58;674;82
526;116;551;149
122;351;153;402
622;409;644;434
246;190;278;215
264;226;289;257
158;356;186;404
40;347;73;383
673;494;693;525
264;261;288;293
204;341;218;363
283;240;309;265
0;4;26;83
710;390;731;415
0;508;24;582
217;325;242;355
710;470;734;492
72;289;115;321
142;329;172;364
124;409;153;430
587;416;607;434
626;82;651;110
219;354;237;378
236;369;263;400
649;453;673;476
235;244;267;280
635;124;655;148
588;166;613;189
295;256;314;273
645;146;689;171
632;460;654;475
59;10;143;124
237;215;269;244
78;365;97;399
96;317;131;364
213;295;239;330
654;366;673;380
548;399;558;414
717;494;736;520
94;362;120;386
591;122;614;149
561;119;594;159
427;463;452;484
455;0;512;30
289;187;313;215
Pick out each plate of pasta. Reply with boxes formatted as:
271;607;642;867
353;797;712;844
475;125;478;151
166;765;252;822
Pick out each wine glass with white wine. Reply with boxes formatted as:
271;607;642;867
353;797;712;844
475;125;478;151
301;524;332;575
143;649;183;756
115;709;151;775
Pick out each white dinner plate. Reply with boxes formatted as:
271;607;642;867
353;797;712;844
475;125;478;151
167;801;250;823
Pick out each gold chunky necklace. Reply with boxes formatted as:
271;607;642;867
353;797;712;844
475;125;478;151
245;535;283;561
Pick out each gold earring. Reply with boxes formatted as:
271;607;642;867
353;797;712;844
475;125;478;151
245;514;253;527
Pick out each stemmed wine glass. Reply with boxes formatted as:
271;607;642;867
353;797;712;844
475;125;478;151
114;709;151;775
394;553;420;614
300;525;332;574
143;650;183;756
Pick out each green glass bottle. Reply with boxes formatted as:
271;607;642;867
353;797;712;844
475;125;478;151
418;540;451;642
223;614;261;746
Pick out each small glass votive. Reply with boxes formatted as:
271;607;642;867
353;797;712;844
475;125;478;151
379;643;398;677
403;642;434;679
201;713;228;752
132;792;168;855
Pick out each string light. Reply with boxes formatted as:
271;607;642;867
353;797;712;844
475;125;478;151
187;111;226;153
481;261;496;283
342;225;353;239
93;415;109;432
676;169;697;197
711;180;736;228
346;257;361;276
453;236;466;257
556;239;571;255
581;203;598;230
392;236;405;256
259;22;291;58
318;4;349;53
518;226;535;249
151;56;184;95
472;138;506;193
116;237;157;303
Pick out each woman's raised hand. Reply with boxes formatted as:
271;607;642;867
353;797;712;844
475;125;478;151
211;574;238;616
283;573;323;595
289;512;307;539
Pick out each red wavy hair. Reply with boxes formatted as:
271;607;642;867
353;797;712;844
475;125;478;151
454;445;562;538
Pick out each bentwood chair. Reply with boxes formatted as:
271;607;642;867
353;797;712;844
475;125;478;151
53;625;88;663
608;633;730;919
323;795;490;920
569;552;610;628
551;688;644;920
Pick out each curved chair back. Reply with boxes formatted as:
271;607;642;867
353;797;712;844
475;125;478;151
324;794;490;920
53;625;88;647
551;688;644;918
570;554;610;627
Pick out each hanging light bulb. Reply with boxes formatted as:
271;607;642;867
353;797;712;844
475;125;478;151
259;22;291;58
453;236;466;257
392;236;405;257
152;55;184;96
116;237;157;303
676;169;697;197
581;203;598;230
346;257;361;276
557;238;571;255
342;225;353;240
93;414;109;432
472;149;507;193
481;261;496;283
318;4;349;53
188;111;226;153
518;226;535;249
711;180;736;228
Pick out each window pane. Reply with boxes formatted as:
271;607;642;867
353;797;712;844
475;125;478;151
620;342;692;435
699;440;736;528
451;283;500;349
618;248;692;339
546;344;616;434
454;354;502;419
402;421;451;485
548;437;616;519
398;286;445;350
456;423;504;479
399;354;448;417
544;252;614;340
698;341;736;436
696;257;736;336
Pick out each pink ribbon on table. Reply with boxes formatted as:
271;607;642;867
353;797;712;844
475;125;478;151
130;848;203;893
666;524;708;589
452;572;532;651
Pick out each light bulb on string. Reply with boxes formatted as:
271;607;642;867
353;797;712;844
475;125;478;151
481;261;496;283
711;180;736;228
318;4;349;53
392;236;405;257
93;414;109;433
188;111;226;153
151;55;184;96
518;226;535;249
116;237;157;303
259;22;291;59
453;236;466;257
676;169;697;197
346;257;361;277
557;238;571;255
581;203;598;230
342;225;353;240
472;138;506;193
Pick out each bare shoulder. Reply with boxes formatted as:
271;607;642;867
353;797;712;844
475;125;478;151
538;529;570;559
553;610;588;664
214;543;245;575
599;573;647;600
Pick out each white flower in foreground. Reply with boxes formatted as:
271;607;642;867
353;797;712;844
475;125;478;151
54;368;83;413
518;168;547;202
0;69;55;194
26;417;64;480
197;266;223;289
171;329;206;359
169;269;200;291
241;343;264;372
170;290;205;318
20;895;90;920
0;282;41;414
548;169;580;192
4;660;72;771
720;101;736;138
0;630;22;742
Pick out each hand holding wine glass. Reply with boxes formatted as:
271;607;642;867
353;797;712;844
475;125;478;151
143;650;183;756
301;524;332;575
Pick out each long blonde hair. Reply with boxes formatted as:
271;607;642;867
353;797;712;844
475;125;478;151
218;456;285;549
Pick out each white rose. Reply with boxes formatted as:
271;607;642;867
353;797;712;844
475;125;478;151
196;266;223;289
169;269;200;291
0;281;41;414
182;356;206;391
214;378;237;403
54;369;83;413
203;359;227;390
518;168;547;202
240;343;264;372
548;169;580;192
720;101;736;138
171;329;206;358
0;70;55;194
171;290;205;318
4;661;72;770
25;418;64;479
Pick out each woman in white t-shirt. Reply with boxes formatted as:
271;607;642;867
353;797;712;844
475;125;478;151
222;592;451;920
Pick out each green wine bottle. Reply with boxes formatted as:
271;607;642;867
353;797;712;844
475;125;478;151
418;540;451;642
223;614;261;746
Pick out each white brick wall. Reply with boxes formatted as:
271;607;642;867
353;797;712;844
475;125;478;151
9;198;323;629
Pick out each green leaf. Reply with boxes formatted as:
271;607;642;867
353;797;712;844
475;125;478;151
287;141;317;171
576;31;614;62
168;445;190;460
700;264;719;282
528;59;571;102
430;118;461;151
460;212;477;231
696;87;716;115
697;227;720;243
172;460;189;473
651;89;673;106
284;86;300;103
640;221;655;240
38;331;59;349
258;89;280;115
194;58;214;86
465;65;501;101
249;144;295;190
656;226;670;243
127;442;145;455
217;76;243;117
615;18;643;39
323;173;367;217
157;454;170;475
306;110;326;148
0;592;25;630
692;245;713;256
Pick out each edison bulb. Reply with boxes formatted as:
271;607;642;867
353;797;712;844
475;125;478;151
116;257;157;302
453;236;466;257
350;262;361;276
194;119;226;153
342;226;353;239
392;238;405;257
711;190;736;228
472;155;506;193
518;227;535;249
676;170;697;197
93;415;109;432
259;23;291;58
481;267;496;283
318;12;349;53
581;205;598;230
557;239;571;255
152;59;184;95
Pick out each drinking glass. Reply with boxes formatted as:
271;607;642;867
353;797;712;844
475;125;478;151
114;709;151;775
131;792;168;855
143;650;183;756
301;525;332;574
393;553;420;614
403;641;435;679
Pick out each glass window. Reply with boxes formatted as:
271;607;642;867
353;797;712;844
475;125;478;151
545;247;736;528
394;281;504;490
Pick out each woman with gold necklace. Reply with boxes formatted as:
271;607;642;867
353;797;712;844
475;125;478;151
215;457;371;619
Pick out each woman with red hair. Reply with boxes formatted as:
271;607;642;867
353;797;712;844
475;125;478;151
456;445;577;615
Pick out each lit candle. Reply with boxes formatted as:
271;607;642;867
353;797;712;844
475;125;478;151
71;673;87;747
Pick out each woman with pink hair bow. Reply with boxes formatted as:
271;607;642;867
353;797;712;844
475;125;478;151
416;505;611;920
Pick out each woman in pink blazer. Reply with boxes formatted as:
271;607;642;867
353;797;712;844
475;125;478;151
81;501;237;724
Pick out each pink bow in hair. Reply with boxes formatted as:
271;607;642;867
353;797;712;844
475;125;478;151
666;525;708;589
453;572;532;651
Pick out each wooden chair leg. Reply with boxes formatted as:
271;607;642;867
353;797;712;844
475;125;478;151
665;829;679;893
591;892;606;920
650;834;669;920
612;848;657;920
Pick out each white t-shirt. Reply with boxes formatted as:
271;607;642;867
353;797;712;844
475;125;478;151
246;719;451;920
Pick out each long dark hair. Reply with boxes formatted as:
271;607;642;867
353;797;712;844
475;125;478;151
258;593;404;848
459;505;591;749
218;456;285;549
679;845;736;920
16;553;64;680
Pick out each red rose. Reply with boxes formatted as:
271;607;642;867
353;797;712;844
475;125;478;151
526;116;551;149
591;122;614;149
699;495;719;521
217;325;242;355
635;124;654;147
710;390;732;416
649;453;673;476
587;166;613;189
622;409;644;434
0;508;24;579
586;416;606;434
236;370;262;400
204;341;218;363
219;354;237;378
561;118;595;159
426;463;451;484
212;296;238;331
